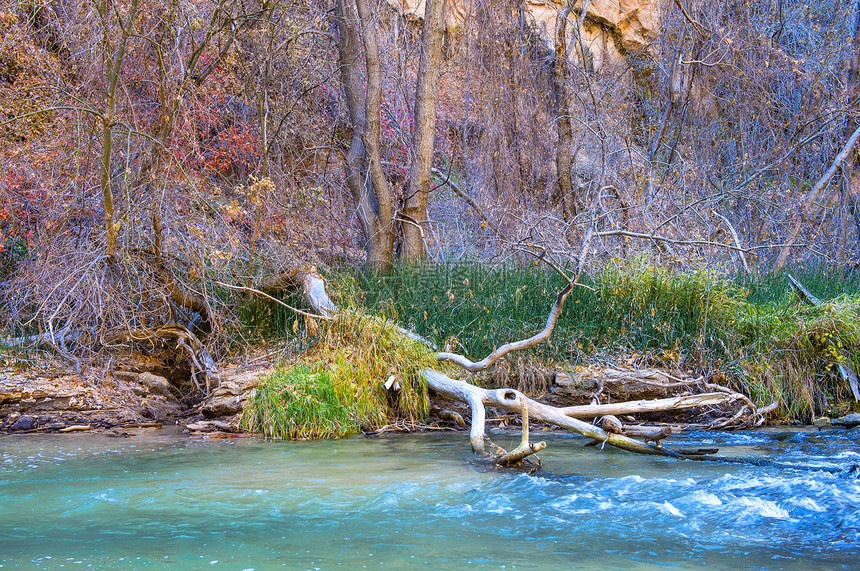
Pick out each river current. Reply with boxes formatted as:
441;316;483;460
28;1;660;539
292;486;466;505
1;426;859;570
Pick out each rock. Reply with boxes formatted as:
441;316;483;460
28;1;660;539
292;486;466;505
388;0;660;69
137;372;174;399
113;370;141;382
833;413;860;428
813;417;831;426
543;372;597;406
212;420;237;432
128;384;148;397
186;422;213;432
41;422;66;431
201;395;244;418
10;415;36;431
601;414;624;434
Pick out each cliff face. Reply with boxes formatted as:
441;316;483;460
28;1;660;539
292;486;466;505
387;0;661;68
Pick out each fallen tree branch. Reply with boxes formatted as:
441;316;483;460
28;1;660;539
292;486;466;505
785;272;822;306
437;235;590;373
424;370;671;456
558;392;741;418
595;230;750;253
260;268;338;318
215;281;331;320
775;123;860;270
712;209;750;274
436;281;573;372
495;396;547;466
430;166;504;239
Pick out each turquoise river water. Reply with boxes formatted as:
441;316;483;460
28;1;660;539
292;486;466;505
1;426;859;570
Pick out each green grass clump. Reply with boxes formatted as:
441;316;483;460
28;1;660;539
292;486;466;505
241;365;356;439
722;295;860;420
241;309;434;439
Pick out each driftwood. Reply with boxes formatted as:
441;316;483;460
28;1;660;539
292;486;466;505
558;392;741;418
494;395;547;466
424;370;671;457
436;281;575;373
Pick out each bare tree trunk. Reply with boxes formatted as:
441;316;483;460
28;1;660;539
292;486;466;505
401;0;447;262
98;0;138;262
337;0;394;270
838;1;860;265
553;3;576;225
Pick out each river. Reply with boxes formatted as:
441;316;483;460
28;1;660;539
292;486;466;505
1;426;859;569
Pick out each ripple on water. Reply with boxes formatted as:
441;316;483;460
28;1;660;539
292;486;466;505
1;430;859;570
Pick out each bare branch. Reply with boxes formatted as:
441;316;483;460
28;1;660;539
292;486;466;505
215;281;331;321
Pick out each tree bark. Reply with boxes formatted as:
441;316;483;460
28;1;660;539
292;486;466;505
838;1;860;264
553;3;576;224
337;0;394;270
401;0;447;262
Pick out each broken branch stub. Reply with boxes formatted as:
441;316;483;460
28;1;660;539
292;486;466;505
261;268;337;318
495;395;547;466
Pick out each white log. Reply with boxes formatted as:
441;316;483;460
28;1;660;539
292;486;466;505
559;392;740;418
423;370;670;457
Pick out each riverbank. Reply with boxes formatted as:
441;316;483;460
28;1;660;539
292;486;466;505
2;354;856;438
3;263;860;437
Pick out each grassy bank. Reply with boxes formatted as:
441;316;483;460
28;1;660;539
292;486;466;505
241;310;433;439
354;262;860;421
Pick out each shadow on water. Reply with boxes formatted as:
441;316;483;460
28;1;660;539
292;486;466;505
1;426;859;570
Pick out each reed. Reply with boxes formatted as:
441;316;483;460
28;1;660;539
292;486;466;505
357;261;860;420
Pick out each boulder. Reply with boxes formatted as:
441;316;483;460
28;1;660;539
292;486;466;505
201;395;244;418
833;413;860;429
10;415;36;431
138;372;174;399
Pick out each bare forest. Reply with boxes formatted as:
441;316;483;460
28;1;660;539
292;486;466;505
2;0;860;427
